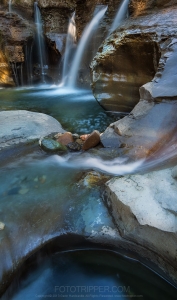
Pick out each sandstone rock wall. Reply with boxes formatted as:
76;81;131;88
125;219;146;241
0;0;123;86
91;3;177;112
0;10;33;86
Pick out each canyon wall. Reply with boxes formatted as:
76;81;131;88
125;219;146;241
91;0;177;112
0;0;122;86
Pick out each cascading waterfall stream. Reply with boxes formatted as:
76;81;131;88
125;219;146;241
61;12;76;86
66;6;107;88
34;2;46;83
9;0;12;13
109;0;130;34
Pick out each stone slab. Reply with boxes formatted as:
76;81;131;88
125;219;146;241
0;110;65;150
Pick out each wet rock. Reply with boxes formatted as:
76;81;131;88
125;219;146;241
101;99;177;159
80;134;90;141
104;167;177;283
82;130;100;151
18;188;29;195
56;132;74;146
75;138;83;146
0;110;65;151
91;5;177;112
72;133;80;140
0;222;5;230
40;138;67;152
171;166;177;179
78;171;110;188
67;142;81;151
100;127;121;148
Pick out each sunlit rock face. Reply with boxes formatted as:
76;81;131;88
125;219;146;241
0;51;13;87
0;11;33;86
99;4;177;159
91;3;177;112
129;0;177;16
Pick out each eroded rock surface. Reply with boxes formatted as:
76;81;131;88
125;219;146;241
0;11;33;86
91;5;177;112
101;99;177;160
0;110;65;150
103;167;177;283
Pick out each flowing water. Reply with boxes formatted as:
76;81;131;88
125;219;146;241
1;0;177;297
8;0;12;13
109;0;130;34
66;6;107;88
0;87;177;298
61;12;76;86
34;2;47;82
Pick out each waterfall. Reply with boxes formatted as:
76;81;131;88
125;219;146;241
34;2;47;82
109;0;130;34
66;5;107;88
9;0;12;13
61;12;76;85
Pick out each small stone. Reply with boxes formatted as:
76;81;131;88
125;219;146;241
0;222;5;230
19;188;29;195
76;138;84;145
56;132;74;146
72;133;80;140
67;142;81;151
39;175;47;183
54;133;63;139
40;138;67;152
34;177;38;182
80;134;90;141
82;130;100;151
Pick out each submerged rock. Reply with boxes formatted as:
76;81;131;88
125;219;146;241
82;130;100;150
78;171;110;188
67;142;81;151
40;138;67;152
0;222;5;230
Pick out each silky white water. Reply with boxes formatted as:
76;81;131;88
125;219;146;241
34;2;47;82
109;0;130;34
66;6;107;88
9;0;12;13
61;12;76;85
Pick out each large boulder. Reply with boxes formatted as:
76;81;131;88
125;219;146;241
90;4;177;112
103;167;177;284
0;110;65;150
